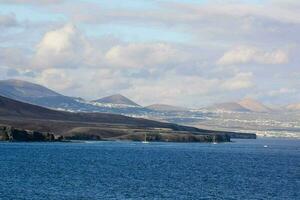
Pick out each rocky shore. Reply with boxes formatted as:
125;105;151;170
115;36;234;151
0;95;256;143
65;131;231;143
0;125;230;143
0;125;62;142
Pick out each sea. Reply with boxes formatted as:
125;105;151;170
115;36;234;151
0;139;299;200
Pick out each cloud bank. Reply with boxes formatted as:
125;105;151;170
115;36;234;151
0;0;299;106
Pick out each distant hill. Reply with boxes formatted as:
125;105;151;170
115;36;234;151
93;94;140;107
146;104;188;112
286;103;300;111
239;98;272;113
208;102;251;112
205;98;273;113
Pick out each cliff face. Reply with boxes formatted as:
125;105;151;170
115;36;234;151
115;133;230;143
64;127;231;143
0;125;230;143
0;125;58;142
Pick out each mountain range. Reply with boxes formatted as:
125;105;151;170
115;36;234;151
0;79;298;114
0;95;256;141
1;79;298;139
208;98;273;113
0;79;148;114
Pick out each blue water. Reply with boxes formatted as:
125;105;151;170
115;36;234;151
0;139;299;200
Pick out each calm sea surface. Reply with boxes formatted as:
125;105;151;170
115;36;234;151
0;139;299;200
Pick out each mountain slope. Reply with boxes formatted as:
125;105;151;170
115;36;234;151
208;102;250;112
0;79;61;99
238;98;272;112
0;95;256;139
93;94;140;107
286;103;300;111
0;95;196;131
0;79;86;110
0;79;147;114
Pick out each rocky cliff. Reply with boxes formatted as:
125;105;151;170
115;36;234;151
0;125;60;142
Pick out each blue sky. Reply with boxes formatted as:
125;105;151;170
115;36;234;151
0;0;299;107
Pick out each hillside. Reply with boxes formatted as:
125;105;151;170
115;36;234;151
286;103;300;111
0;95;256;140
239;98;272;112
208;102;250;112
0;79;86;110
0;79;149;114
0;79;60;98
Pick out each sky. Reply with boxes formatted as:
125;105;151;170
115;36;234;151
0;0;299;107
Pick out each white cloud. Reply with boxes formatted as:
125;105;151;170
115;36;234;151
268;87;297;97
1;1;299;106
32;24;188;70
217;46;289;66
105;43;187;68
32;24;102;69
35;68;74;91
221;72;254;91
123;72;254;106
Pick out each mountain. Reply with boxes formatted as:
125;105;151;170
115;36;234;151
146;104;188;112
238;98;272;113
286;103;300;111
0;79;61;99
207;102;250;112
0;79;86;111
93;94;140;107
0;95;255;140
0;79;148;114
0;95;176;128
205;98;273;113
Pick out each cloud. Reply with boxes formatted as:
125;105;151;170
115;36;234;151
268;87;297;97
221;72;254;91
68;1;300;29
105;43;187;68
1;1;299;106
123;71;255;106
217;46;289;66
0;13;17;27
0;47;29;68
32;24;102;69
35;68;74;91
32;24;190;70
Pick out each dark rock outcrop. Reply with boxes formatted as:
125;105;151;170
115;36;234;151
0;125;58;142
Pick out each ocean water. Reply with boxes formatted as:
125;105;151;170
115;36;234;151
0;139;299;200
